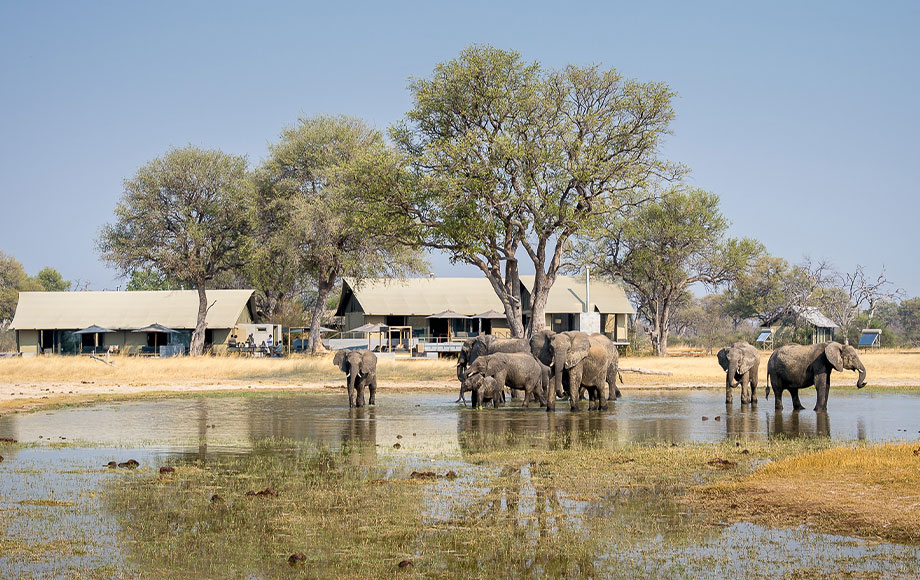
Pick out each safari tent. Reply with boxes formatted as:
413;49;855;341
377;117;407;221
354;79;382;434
9;289;257;356
335;275;634;344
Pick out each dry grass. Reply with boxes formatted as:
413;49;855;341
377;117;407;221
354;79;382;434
695;442;920;543
0;354;458;386
621;347;920;387
1;348;917;390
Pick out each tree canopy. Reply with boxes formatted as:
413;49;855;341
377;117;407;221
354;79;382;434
97;146;252;355
253;115;426;353
388;45;679;337
583;187;762;356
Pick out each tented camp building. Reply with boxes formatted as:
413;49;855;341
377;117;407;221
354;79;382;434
335;275;634;345
10;290;257;356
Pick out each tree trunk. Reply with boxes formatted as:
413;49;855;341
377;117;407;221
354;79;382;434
478;258;525;338
308;273;335;355
528;283;550;336
190;283;208;356
658;303;671;356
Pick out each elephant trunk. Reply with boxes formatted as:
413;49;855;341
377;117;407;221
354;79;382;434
553;350;566;398
855;363;867;389
727;360;740;388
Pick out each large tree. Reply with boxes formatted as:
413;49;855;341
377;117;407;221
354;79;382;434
254;115;425;353
97;146;252;355
584;187;762;356
388;45;679;337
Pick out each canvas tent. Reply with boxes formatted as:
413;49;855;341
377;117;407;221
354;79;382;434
10;290;257;356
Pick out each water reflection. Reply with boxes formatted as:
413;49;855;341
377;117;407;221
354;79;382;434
768;410;831;438
0;391;917;454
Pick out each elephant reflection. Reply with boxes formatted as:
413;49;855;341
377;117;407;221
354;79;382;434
457;409;606;455
720;406;764;439
338;408;377;466
770;411;830;438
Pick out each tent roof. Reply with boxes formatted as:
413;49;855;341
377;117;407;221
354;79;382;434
519;275;634;315
797;306;839;329
10;290;255;331
336;276;634;317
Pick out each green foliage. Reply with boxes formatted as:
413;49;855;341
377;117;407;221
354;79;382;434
0;250;32;321
125;268;182;291
32;266;71;292
1;251;71;322
899;297;920;346
391;45;679;336
97;145;253;354
253;115;426;351
585;187;762;355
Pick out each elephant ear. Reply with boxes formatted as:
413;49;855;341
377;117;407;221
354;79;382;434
565;333;591;369
362;351;377;371
716;348;730;371
739;350;758;375
824;342;844;372
333;350;345;368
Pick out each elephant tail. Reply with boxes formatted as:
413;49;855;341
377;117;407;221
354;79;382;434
765;373;770;399
617;369;624;384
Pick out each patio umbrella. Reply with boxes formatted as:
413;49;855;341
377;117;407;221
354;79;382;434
473;309;506;334
347;322;386;350
74;325;115;353
427;311;471;341
132;323;178;354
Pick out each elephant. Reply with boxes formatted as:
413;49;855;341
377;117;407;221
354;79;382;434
766;342;867;411
456;335;530;404
464;352;549;410
717;341;760;405
530;330;621;412
333;349;378;408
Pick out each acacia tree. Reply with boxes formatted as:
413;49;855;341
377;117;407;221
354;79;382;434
254;115;425;354
97;146;252;355
727;255;834;329
585;187;762;356
388;45;679;337
816;265;902;344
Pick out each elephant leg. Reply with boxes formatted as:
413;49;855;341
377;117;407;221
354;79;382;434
814;374;829;411
772;382;783;410
790;388;805;411
355;381;365;408
568;368;583;412
347;377;356;408
368;379;377;406
740;373;751;405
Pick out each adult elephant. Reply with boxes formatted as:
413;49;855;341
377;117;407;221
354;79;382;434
530;330;619;412
766;342;867;411
717;341;760;405
456;335;530;404
464;352;549;410
333;350;378;408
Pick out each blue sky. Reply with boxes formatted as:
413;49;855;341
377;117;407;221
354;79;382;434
1;1;917;295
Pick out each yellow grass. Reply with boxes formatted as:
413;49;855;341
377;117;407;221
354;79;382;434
620;347;920;386
1;348;917;388
0;353;458;386
696;442;920;543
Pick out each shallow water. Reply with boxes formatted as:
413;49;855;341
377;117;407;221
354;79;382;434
2;389;920;578
1;390;918;456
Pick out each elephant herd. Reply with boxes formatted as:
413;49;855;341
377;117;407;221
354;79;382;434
457;330;622;412
332;332;868;413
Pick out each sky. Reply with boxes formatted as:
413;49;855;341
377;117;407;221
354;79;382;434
1;1;917;296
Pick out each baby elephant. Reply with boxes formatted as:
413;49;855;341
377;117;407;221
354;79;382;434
465;352;549;410
717;341;760;405
333;350;378;408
